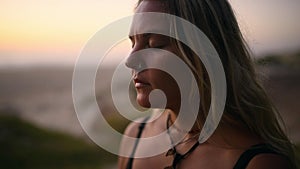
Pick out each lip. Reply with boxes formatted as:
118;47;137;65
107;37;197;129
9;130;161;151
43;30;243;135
133;77;150;89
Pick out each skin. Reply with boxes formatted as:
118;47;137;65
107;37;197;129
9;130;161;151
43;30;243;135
128;33;181;111
118;1;290;169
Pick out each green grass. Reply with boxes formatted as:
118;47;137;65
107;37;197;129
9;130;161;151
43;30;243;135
0;114;117;169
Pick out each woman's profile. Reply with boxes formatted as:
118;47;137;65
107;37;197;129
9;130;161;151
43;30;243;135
118;0;297;168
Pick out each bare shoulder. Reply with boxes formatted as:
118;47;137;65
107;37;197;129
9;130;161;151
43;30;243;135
123;117;146;137
246;154;290;169
118;118;145;169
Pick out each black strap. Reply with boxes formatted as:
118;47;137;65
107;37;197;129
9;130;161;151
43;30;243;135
233;144;278;169
126;116;150;169
165;113;200;169
171;141;200;168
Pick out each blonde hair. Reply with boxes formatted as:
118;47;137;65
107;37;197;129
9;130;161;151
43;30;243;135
136;0;297;167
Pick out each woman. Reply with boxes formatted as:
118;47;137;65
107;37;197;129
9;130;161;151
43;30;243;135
118;0;297;168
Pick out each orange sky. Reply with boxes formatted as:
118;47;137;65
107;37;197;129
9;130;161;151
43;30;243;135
0;0;300;66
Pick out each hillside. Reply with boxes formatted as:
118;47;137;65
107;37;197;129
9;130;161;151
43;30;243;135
0;112;117;169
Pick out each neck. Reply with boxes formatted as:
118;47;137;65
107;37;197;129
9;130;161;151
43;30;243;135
164;109;262;149
206;121;262;149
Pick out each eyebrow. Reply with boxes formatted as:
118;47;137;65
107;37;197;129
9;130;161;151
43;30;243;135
129;33;152;40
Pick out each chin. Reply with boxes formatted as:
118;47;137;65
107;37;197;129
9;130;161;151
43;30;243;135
136;94;151;108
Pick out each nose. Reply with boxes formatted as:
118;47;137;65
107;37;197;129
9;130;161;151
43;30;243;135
125;53;143;72
125;46;146;72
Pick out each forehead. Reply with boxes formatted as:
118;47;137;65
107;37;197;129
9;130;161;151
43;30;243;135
136;0;168;13
130;1;170;36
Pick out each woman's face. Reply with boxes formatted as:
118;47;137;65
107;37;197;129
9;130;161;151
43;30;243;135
126;0;181;111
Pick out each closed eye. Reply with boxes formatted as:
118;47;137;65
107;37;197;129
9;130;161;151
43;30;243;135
128;34;169;49
129;36;135;48
149;38;168;49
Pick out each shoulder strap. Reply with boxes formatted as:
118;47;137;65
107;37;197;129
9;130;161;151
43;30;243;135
126;116;150;169
233;144;278;169
171;141;199;168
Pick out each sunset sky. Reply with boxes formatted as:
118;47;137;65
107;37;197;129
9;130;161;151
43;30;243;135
1;0;300;67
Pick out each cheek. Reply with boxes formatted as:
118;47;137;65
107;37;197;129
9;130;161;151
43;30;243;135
149;70;180;98
147;69;167;89
138;69;181;110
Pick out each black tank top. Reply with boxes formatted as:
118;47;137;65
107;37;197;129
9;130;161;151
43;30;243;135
126;117;150;169
126;118;279;169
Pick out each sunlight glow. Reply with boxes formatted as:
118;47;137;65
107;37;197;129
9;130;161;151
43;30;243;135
0;0;300;66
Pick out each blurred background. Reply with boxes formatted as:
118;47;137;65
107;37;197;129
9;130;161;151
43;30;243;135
0;0;299;168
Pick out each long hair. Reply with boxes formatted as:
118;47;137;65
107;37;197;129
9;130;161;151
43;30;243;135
136;0;297;167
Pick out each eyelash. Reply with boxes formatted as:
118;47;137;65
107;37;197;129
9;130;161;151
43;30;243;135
130;39;165;49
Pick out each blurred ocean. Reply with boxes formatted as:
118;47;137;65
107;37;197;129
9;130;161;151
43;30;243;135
0;56;299;143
